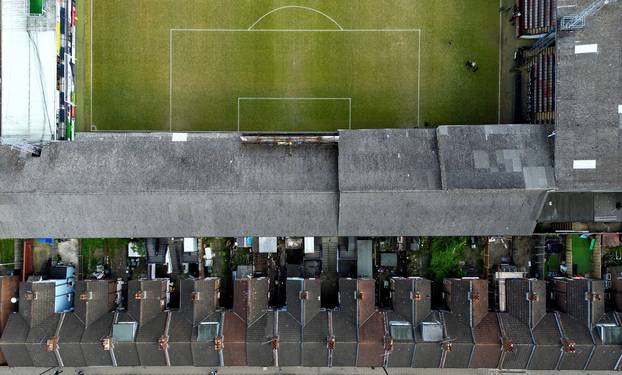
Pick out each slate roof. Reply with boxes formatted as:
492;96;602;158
557;312;594;370
0;281;60;367
528;313;561;370
171;278;221;366
58;280;117;367
412;310;443;368
113;279;168;366
587;312;622;370
440;278;491;369
4;275;621;370
554;0;622;190
0;276;18;365
497;313;534;369
505;278;547;328
470;312;501;369
277;278;324;366
385;277;431;368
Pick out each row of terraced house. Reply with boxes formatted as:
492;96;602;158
0;276;620;370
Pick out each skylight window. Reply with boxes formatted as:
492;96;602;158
197;322;220;342
389;321;413;341
597;324;622;345
112;322;137;342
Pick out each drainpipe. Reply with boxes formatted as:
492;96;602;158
565;236;573;277
592;235;602;279
13;239;23;274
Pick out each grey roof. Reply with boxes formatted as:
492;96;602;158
0;123;559;237
437;125;555;189
0;313;33;367
497;313;533;370
384;311;415;368
338;129;441;191
389;274;432;360
301;312;329;367
246;313;274;366
506;279;542;328
587;313;622;370
0;132;339;237
189;311;223;367
554;0;622;190
528;314;561;370
412;311;443;368
339;189;548;236
556;312;594;371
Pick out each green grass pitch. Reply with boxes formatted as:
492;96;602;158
77;1;501;132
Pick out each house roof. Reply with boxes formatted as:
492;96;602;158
390;277;432;326
470;312;501;369
554;0;622;191
506;278;547;328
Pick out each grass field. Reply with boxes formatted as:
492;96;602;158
77;1;501;132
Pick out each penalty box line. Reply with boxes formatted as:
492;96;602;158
237;97;352;131
169;29;422;131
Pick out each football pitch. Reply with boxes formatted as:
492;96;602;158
77;1;501;132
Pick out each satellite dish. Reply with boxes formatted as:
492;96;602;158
10;297;17;304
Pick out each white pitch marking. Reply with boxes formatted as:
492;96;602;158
248;5;345;31
90;0;94;128
169;29;172;131
498;0;503;124
417;29;421;127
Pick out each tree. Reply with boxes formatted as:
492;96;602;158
428;237;467;281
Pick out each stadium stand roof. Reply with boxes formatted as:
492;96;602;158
554;0;622;191
0;126;555;237
436;125;555;190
